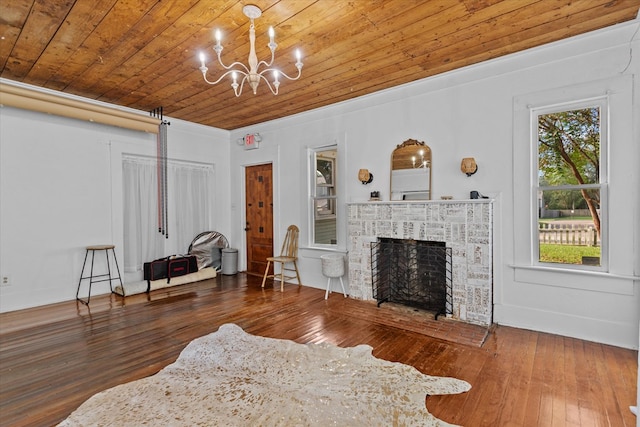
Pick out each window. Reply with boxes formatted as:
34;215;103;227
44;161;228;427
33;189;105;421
513;76;633;290
534;100;607;269
123;156;214;274
310;147;337;245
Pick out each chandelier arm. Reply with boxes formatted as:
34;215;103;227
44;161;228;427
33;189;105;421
260;66;302;82
202;69;236;85
211;43;251;74
201;68;248;85
256;49;276;69
257;73;279;95
235;75;252;97
215;57;251;73
257;59;274;69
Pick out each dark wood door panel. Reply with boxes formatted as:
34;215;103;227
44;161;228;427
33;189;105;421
245;164;273;276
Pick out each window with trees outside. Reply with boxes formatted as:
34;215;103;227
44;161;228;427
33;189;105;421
535;100;607;269
311;147;337;246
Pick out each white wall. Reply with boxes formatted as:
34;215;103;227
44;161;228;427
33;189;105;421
0;101;230;311
228;21;640;349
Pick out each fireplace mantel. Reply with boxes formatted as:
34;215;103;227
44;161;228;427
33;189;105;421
347;200;493;327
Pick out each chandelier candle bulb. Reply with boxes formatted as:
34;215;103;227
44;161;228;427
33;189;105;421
269;26;274;44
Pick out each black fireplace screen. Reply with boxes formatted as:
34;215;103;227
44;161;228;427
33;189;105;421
371;238;452;318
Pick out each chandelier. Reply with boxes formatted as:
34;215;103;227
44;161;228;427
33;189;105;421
198;5;303;96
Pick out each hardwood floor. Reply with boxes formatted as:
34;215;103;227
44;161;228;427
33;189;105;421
1;274;637;427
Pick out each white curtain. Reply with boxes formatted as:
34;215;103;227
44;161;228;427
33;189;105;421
123;157;164;273
168;161;215;254
123;156;214;274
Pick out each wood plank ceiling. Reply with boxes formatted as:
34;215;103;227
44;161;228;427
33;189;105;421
1;1;638;131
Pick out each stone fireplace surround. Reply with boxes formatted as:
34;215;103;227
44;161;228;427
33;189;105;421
347;200;493;327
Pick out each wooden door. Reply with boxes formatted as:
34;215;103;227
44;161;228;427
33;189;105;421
245;164;274;276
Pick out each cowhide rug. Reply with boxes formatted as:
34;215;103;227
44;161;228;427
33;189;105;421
58;323;470;426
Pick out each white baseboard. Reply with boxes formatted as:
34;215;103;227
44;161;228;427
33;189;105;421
494;304;639;350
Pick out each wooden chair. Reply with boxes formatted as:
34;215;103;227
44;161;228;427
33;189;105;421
261;225;302;292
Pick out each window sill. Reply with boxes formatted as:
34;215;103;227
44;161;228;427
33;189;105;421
300;246;347;259
509;264;638;296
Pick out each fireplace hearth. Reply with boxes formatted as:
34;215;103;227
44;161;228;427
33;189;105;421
348;200;493;327
372;238;452;318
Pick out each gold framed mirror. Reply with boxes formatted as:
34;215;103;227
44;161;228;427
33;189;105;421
390;139;432;200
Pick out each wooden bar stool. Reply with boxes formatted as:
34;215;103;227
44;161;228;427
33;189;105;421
76;245;122;304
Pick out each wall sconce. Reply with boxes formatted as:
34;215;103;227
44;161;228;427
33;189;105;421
358;169;373;184
461;157;478;176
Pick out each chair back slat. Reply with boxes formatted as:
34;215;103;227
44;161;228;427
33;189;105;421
280;225;299;258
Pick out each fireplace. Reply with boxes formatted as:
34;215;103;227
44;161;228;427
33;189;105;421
347;200;493;327
372;238;452;318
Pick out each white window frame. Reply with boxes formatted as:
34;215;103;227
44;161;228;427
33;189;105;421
308;145;338;248
512;75;635;293
531;98;608;272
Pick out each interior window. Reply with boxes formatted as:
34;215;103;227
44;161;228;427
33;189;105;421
311;147;337;245
535;102;606;268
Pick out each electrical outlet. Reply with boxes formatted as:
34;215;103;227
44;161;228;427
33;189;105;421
1;276;10;287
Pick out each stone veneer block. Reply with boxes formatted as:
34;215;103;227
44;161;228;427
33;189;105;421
347;200;493;327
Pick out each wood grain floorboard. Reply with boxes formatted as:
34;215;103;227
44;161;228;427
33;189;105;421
0;274;637;427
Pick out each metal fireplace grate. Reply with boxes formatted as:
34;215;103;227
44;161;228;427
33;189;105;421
371;238;452;319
